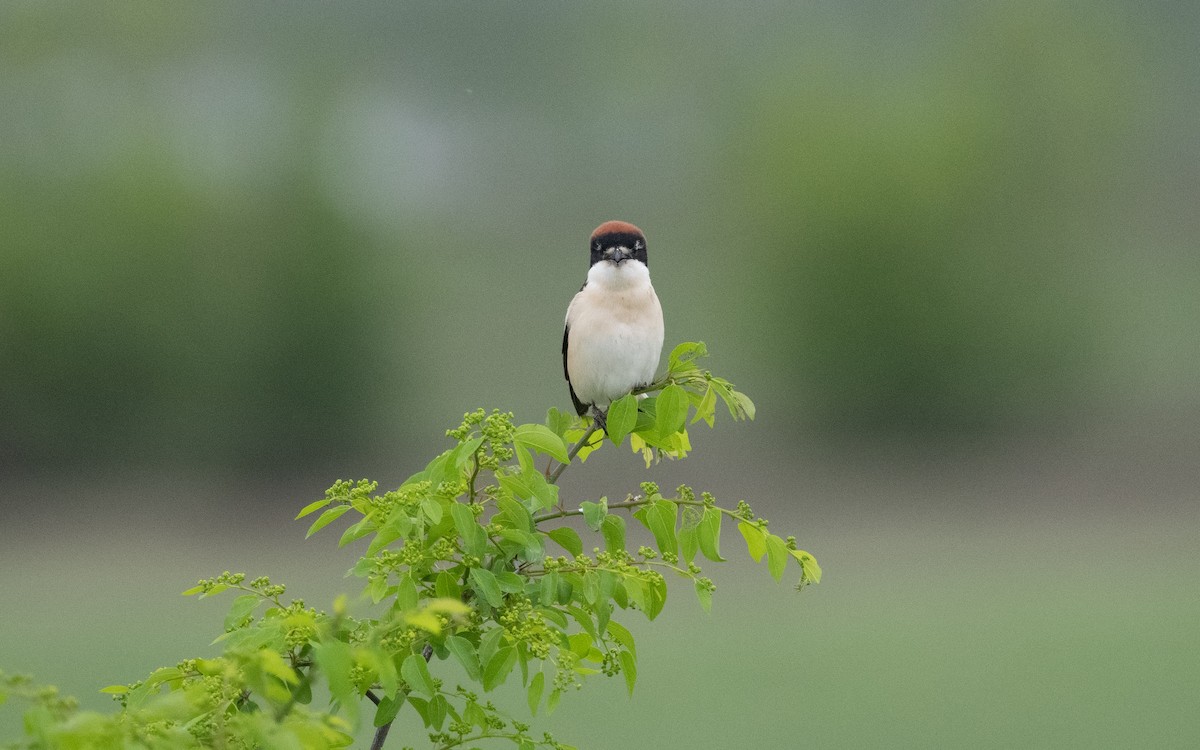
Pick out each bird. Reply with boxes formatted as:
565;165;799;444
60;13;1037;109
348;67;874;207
563;220;665;429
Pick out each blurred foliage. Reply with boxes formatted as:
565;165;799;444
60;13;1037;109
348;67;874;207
0;1;1195;472
729;5;1139;431
0;162;390;469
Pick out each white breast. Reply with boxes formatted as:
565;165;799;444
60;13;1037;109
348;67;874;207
565;260;664;410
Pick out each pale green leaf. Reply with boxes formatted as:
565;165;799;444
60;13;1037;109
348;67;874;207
606;621;635;659
482;646;518;691
401;653;435;698
545;526;583;557
295;498;331;520
223;594;259;630
679;523;698;565
527;671;545;716
581;497;607;531
697;507;725;562
395;575;418;610
313;640;354;707
451;502;488;557
766;534;788;581
420;496;444;524
691;384;717;426
694;579;713;612
667;341;707;373
305;505;350;538
654;384;689;435
469;567;504;608
447;636;481;681
513;423;570;464
619;650;637;695
738;521;767;562
373;695;403;727
605;394;638;445
600;513;626;554
636;500;678;558
791;549;822;584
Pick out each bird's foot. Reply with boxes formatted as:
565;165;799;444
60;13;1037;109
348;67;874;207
590;407;608;434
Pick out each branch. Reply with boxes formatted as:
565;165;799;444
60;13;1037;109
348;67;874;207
370;644;435;750
547;421;600;485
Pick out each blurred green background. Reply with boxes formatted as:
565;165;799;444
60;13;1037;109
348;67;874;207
2;2;1198;747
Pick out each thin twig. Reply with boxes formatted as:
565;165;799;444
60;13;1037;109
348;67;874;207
547;422;600;485
370;644;436;750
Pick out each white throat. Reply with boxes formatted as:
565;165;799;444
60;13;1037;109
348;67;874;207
586;259;652;291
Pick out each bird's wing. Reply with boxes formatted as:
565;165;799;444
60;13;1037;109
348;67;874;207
563;321;588;416
564;283;589;416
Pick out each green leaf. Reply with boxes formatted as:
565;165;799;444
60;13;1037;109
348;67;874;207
545;527;583;557
605;394;638;445
514;423;570;464
691;384;717;427
478;626;506;667
495;571;526;593
420;496;444;524
401;653;435;698
305;505;350;538
395;574;419;610
482;646;518;691
435;570;461;599
527;671;545;716
606;620;637;659
791;549;822;584
295;498;331;519
496;495;534;532
679;523;698;565
469;567;504;608
223;594;258;630
765;534;788;581
338;516;374;547
694;579;713;612
567;632;593;659
738;521;767;562
99;685;129;695
546;407;574;439
524;466;559;511
427;694;449;730
654;384;689;435
636;500;678;558
367;511;411;556
600;513;626;554
373;695;403;727
619;649;638;695
313;640;354;707
668;341;708;373
447;636;481;681
581;497;608;531
451;502;488;557
697;507;725;561
643;575;667;620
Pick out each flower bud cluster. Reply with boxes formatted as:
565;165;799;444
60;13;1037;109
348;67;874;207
552;653;582;694
497;598;554;660
324;478;378;505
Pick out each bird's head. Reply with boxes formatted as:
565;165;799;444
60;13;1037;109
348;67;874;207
590;220;648;269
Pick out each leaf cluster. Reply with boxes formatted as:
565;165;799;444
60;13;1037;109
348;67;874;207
1;343;819;750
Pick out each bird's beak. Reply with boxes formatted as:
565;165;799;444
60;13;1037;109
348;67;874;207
607;246;632;264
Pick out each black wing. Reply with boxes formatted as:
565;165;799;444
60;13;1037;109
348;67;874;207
563;322;588;416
